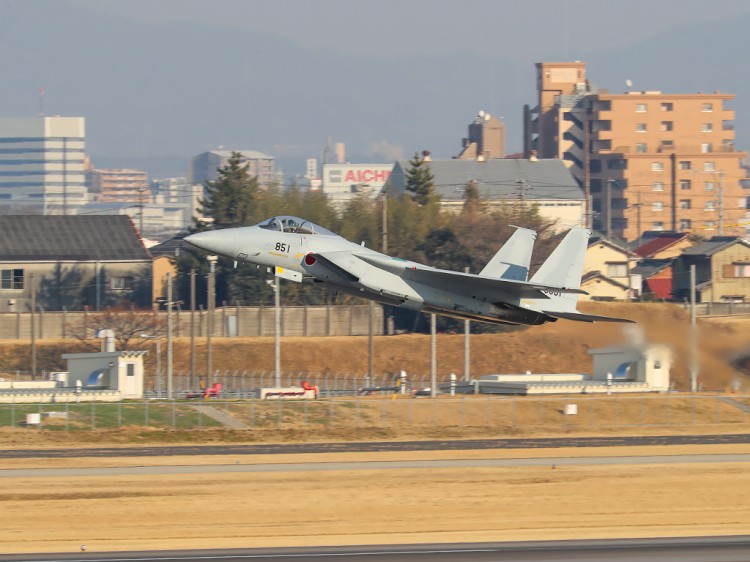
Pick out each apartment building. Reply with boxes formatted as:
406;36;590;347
0;116;87;215
189;150;276;187
524;62;749;241
86;168;150;203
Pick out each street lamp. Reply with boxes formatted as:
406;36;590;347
139;334;162;396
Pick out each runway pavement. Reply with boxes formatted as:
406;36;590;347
2;537;750;562
3;433;750;459
2;452;750;478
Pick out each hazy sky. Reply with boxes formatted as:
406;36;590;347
3;1;750;177
75;0;750;59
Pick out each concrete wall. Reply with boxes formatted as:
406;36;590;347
0;304;384;340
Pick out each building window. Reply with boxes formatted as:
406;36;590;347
661;121;673;132
679;199;692;209
661;140;674;148
111;277;134;291
680;161;692;170
0;268;24;290
652;201;664;211
705;181;716;191
704;162;715;171
680;179;692;190
651;162;664;171
723;263;750;278
636;143;648;153
661;102;673;111
607;159;627;170
636;123;647;132
652;181;664;192
702;103;713;112
702;123;714;132
705;200;716;210
652;221;664;231
607;263;628;277
701;142;712;153
680;219;692;230
636;103;647;113
704;220;716;230
589;160;602;173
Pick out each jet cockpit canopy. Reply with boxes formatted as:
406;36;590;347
256;216;336;236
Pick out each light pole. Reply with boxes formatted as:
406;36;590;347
206;255;217;386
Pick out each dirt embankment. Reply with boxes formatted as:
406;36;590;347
2;303;749;391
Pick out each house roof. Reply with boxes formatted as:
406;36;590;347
388;158;584;201
631;258;673;279
0;215;151;261
588;232;637;256
680;236;750;256
633;231;690;258
581;270;629;289
149;234;188;259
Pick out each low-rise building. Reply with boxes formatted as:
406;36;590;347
386;157;585;229
672;236;750;302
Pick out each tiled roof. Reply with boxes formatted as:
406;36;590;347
0;215;150;261
681;236;750;256
633;232;689;258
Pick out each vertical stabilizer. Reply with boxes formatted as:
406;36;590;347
480;226;536;280
529;227;590;312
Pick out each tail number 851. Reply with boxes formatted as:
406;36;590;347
275;242;290;253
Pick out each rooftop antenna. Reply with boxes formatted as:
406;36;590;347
38;87;45;117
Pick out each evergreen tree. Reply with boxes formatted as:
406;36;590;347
405;151;437;207
198;151;259;229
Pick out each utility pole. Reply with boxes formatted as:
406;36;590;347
606;179;613;238
430;314;437;398
189;268;196;390
381;192;388;254
464;266;470;382
636;191;642;241
166;272;173;400
689;264;698;393
30;273;36;379
138;185;146;235
274;273;281;387
206;256;217;385
718;170;725;236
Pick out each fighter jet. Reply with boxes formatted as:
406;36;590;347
185;215;633;326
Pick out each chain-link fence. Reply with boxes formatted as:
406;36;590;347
2;394;749;433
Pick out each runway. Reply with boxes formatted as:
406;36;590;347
2;452;750;478
2;537;750;562
3;433;750;459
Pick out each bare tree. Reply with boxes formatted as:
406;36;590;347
66;307;166;351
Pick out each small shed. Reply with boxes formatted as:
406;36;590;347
61;350;147;399
588;344;672;392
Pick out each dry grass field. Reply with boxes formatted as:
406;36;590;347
2;445;750;553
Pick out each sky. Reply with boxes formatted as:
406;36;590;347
2;0;750;178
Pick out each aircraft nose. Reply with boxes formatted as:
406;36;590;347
184;230;238;258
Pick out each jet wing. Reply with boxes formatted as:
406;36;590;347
402;266;586;301
308;252;359;283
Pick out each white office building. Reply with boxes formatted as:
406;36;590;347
0;117;87;214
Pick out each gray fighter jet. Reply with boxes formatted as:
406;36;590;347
185;216;633;325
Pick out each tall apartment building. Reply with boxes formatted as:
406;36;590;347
86;168;150;203
457;110;505;160
189;150;276;187
0;116;87;214
524;62;749;241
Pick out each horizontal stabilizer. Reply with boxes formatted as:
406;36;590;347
544;311;635;323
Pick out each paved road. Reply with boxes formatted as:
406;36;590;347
3;433;750;459
2;537;750;562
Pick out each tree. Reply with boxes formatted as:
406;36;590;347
405;151;437;207
198;151;260;229
65;308;165;351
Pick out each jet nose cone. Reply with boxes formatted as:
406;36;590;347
184;230;237;258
